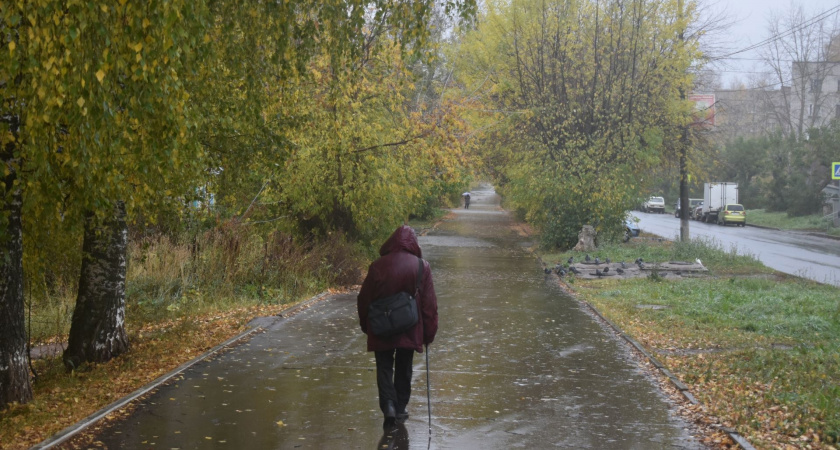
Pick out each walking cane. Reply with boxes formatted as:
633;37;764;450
425;344;432;435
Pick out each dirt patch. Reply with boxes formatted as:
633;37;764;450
509;222;533;237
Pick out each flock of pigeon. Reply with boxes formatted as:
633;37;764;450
543;255;703;279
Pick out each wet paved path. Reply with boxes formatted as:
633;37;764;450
86;186;703;449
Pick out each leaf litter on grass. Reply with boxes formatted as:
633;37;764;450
543;238;840;449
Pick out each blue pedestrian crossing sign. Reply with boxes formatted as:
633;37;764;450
834;162;840;180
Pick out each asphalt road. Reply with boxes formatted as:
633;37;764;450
631;211;840;287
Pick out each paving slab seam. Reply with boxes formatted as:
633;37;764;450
31;291;333;450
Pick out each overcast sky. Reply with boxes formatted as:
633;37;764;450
704;0;840;88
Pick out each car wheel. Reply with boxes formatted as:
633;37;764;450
623;229;631;242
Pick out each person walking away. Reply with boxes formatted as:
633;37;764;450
463;192;471;209
357;225;438;427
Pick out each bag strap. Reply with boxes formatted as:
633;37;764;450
414;257;424;297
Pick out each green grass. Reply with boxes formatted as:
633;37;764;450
746;209;838;234
545;236;840;447
541;236;840;448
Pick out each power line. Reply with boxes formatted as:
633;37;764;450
712;4;840;61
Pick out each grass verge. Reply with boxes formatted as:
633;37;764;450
746;209;839;236
541;237;840;449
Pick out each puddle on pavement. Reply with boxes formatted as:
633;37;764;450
86;186;703;449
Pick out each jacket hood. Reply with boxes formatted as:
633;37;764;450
379;225;422;258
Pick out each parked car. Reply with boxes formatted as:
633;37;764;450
675;198;703;218
692;202;704;220
718;204;746;226
642;196;665;213
624;217;640;242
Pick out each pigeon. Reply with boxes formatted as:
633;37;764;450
634;257;644;264
638;262;646;269
554;263;563;271
557;268;567;276
595;269;604;277
620;261;627;269
594;257;600;265
616;268;625;275
544;268;551;274
603;266;609;273
567;256;574;264
695;258;702;266
569;266;581;275
606;257;611;264
585;254;591;262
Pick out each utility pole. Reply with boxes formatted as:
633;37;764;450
678;0;690;242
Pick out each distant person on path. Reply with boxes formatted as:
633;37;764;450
357;225;438;428
463;192;471;209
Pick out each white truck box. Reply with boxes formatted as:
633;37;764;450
702;182;738;222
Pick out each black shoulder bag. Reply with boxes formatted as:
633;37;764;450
368;257;423;337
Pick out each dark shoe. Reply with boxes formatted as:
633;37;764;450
383;401;397;428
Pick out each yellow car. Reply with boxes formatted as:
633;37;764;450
718;204;746;226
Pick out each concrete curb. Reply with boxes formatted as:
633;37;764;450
744;223;779;231
742;223;840;241
31;291;332;450
577;298;756;450
805;231;840;241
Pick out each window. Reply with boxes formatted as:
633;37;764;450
836;104;840;119
837;78;840;92
810;78;823;93
809;104;814;117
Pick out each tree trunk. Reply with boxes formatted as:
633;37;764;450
0;116;33;409
63;202;130;370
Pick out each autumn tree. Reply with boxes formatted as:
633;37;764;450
274;36;474;242
1;0;477;407
196;1;477;242
1;0;208;403
451;0;698;248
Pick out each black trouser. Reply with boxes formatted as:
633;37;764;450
374;348;415;414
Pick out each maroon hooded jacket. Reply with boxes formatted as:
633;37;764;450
357;225;438;353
